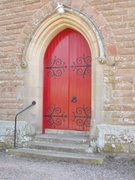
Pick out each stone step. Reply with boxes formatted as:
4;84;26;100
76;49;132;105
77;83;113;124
29;141;93;154
8;148;104;164
34;134;89;145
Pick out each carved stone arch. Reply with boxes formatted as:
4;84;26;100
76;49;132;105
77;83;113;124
17;1;117;66
21;4;114;138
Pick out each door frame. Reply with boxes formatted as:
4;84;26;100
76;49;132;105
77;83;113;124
24;8;105;139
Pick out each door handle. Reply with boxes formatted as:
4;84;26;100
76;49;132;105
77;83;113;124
71;96;77;103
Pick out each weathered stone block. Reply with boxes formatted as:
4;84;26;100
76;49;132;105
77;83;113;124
97;125;135;153
0;121;35;149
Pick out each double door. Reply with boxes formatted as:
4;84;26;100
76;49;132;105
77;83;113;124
43;28;91;132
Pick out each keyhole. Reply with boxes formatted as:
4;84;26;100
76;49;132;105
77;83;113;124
71;96;77;103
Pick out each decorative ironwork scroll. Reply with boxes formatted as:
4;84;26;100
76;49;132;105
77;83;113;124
44;105;67;128
45;56;67;78
45;55;91;78
71;55;91;78
72;105;91;130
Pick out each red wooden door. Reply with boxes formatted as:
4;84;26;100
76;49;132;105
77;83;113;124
43;28;91;132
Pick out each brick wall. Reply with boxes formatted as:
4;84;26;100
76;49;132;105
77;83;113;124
0;0;134;123
0;0;43;120
0;0;135;151
89;0;135;125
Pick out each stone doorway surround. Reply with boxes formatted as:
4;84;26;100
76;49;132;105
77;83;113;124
1;1;135;153
24;6;106;142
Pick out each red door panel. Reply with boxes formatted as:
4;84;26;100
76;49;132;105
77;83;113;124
43;30;69;130
69;30;91;131
43;28;91;132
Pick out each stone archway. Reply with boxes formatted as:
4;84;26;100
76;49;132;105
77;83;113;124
24;8;106;138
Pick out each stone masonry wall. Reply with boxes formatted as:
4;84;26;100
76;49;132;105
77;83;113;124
89;0;135;153
0;0;135;151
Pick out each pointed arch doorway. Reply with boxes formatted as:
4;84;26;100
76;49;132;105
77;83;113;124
43;28;91;132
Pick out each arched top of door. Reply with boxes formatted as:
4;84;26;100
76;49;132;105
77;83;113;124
24;7;107;65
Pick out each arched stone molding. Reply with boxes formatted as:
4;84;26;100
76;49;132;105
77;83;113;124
16;0;117;66
22;8;106;139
